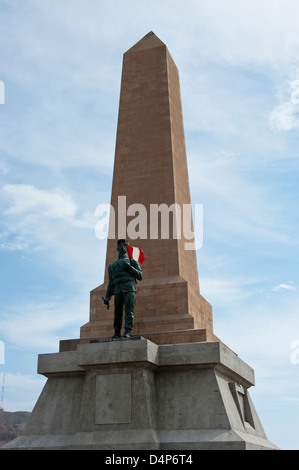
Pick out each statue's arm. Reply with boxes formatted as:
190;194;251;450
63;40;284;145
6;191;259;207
127;260;143;281
105;266;114;300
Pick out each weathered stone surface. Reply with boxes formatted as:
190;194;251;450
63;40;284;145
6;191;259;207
95;374;132;424
1;340;278;450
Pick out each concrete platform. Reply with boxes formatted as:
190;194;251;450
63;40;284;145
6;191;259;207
1;339;278;450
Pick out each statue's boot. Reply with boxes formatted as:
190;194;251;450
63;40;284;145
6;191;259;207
123;328;132;338
112;330;121;339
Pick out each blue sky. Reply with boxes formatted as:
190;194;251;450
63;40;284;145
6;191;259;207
0;0;299;450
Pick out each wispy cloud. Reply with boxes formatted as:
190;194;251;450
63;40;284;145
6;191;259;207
270;79;299;131
0;183;105;288
200;276;255;307
188;0;299;68
272;281;297;292
2;184;77;218
0;299;87;351
270;102;299;131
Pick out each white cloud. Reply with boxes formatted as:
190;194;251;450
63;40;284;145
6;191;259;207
200;277;253;307
272;282;297;292
0;300;86;352
1;183;97;233
269;76;299;130
0;233;28;251
189;0;299;68
270;102;299;131
2;184;77;219
0;183;105;288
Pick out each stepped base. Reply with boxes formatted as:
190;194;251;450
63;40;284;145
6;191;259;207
60;328;221;352
2;340;278;450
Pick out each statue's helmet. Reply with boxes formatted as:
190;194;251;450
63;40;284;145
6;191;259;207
117;239;129;246
117;238;129;248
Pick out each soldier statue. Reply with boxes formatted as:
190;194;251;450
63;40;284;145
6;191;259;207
103;239;143;339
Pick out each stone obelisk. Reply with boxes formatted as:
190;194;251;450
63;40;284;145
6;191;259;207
2;33;278;451
80;31;216;345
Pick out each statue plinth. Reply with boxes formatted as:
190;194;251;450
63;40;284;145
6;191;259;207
2;339;278;450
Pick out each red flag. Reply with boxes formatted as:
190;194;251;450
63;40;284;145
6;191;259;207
126;245;145;264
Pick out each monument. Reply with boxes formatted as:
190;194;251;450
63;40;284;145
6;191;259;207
2;32;278;450
79;30;216;347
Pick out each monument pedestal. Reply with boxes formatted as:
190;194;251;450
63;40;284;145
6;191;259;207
2;339;278;450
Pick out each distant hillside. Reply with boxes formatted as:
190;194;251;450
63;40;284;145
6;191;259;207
0;410;31;447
